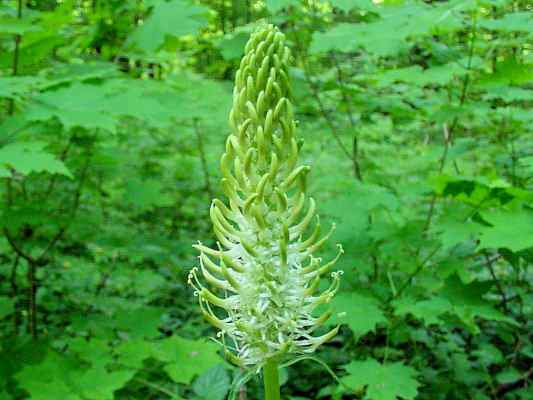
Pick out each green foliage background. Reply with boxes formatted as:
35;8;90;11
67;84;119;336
0;0;531;399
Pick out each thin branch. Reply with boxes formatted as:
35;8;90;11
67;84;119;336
6;0;23;115
43;135;75;200
193;118;214;201
39;152;91;261
27;260;37;339
134;378;181;399
3;228;35;264
386;245;441;302
10;255;20;336
423;124;451;232
422;11;478;234
484;251;509;312
4;0;23;206
496;367;533;397
332;53;363;181
301;63;353;162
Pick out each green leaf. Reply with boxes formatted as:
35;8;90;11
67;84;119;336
14;351;82;400
77;368;135;400
342;358;419;400
393;296;452;326
0;76;43;98
496;368;522;385
482;86;533;102
479;12;532;33
0;15;41;35
0;142;72;178
26;83;118;132
216;30;251;60
192;364;230;400
114;306;164;339
124;179;174;211
478;206;533;252
330;0;377;12
67;338;113;369
478;60;533;85
311;4;463;56
432;216;481;250
152;336;222;384
331;292;387;338
0;297;14;320
265;0;300;13
439;275;519;333
375;63;465;87
127;0;208;52
114;340;154;369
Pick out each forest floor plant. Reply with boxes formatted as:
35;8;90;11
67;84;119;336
188;24;343;399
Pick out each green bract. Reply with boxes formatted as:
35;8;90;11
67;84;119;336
189;24;343;370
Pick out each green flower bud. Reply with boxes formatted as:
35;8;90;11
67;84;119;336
189;24;343;370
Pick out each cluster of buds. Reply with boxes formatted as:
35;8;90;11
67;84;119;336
188;24;343;370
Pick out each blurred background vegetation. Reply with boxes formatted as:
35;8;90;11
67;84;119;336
0;0;531;399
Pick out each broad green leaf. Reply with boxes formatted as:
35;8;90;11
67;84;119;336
482;86;533;102
393;296;452;326
376;63;465;87
153;336;222;384
0;76;43;98
0;15;41;35
26;83;118;132
342;358;419;400
331;292;387;337
14;351;82;400
311;3;462;56
25;79;186;131
67;338;113;369
478;207;533;252
114;306;164;339
0;142;72;178
440;275;519;333
216;30;251;60
473;343;503;367
479;12;532;33
478;60;533;85
114;340;154;369
331;0;377;12
496;368;522;385
192;364;230;400
432;217;481;250
127;0;208;52
77;368;135;400
124;179;174;211
0;297;14;320
266;0;300;13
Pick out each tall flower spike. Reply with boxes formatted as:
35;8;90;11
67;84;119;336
189;24;343;370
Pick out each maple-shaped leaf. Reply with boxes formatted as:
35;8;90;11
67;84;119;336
478;206;533;252
152;336;222;384
331;292;387;338
439;274;519;333
127;0;208;52
393;296;452;326
342;358;420;400
0;141;72;178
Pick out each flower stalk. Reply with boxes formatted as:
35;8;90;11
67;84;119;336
263;359;281;400
188;23;343;392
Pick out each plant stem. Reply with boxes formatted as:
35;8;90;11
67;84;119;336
263;360;280;400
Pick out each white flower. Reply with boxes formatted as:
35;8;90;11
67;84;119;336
188;24;343;370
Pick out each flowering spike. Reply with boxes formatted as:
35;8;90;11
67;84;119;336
190;24;342;370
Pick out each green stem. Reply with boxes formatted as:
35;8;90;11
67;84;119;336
263;360;281;400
